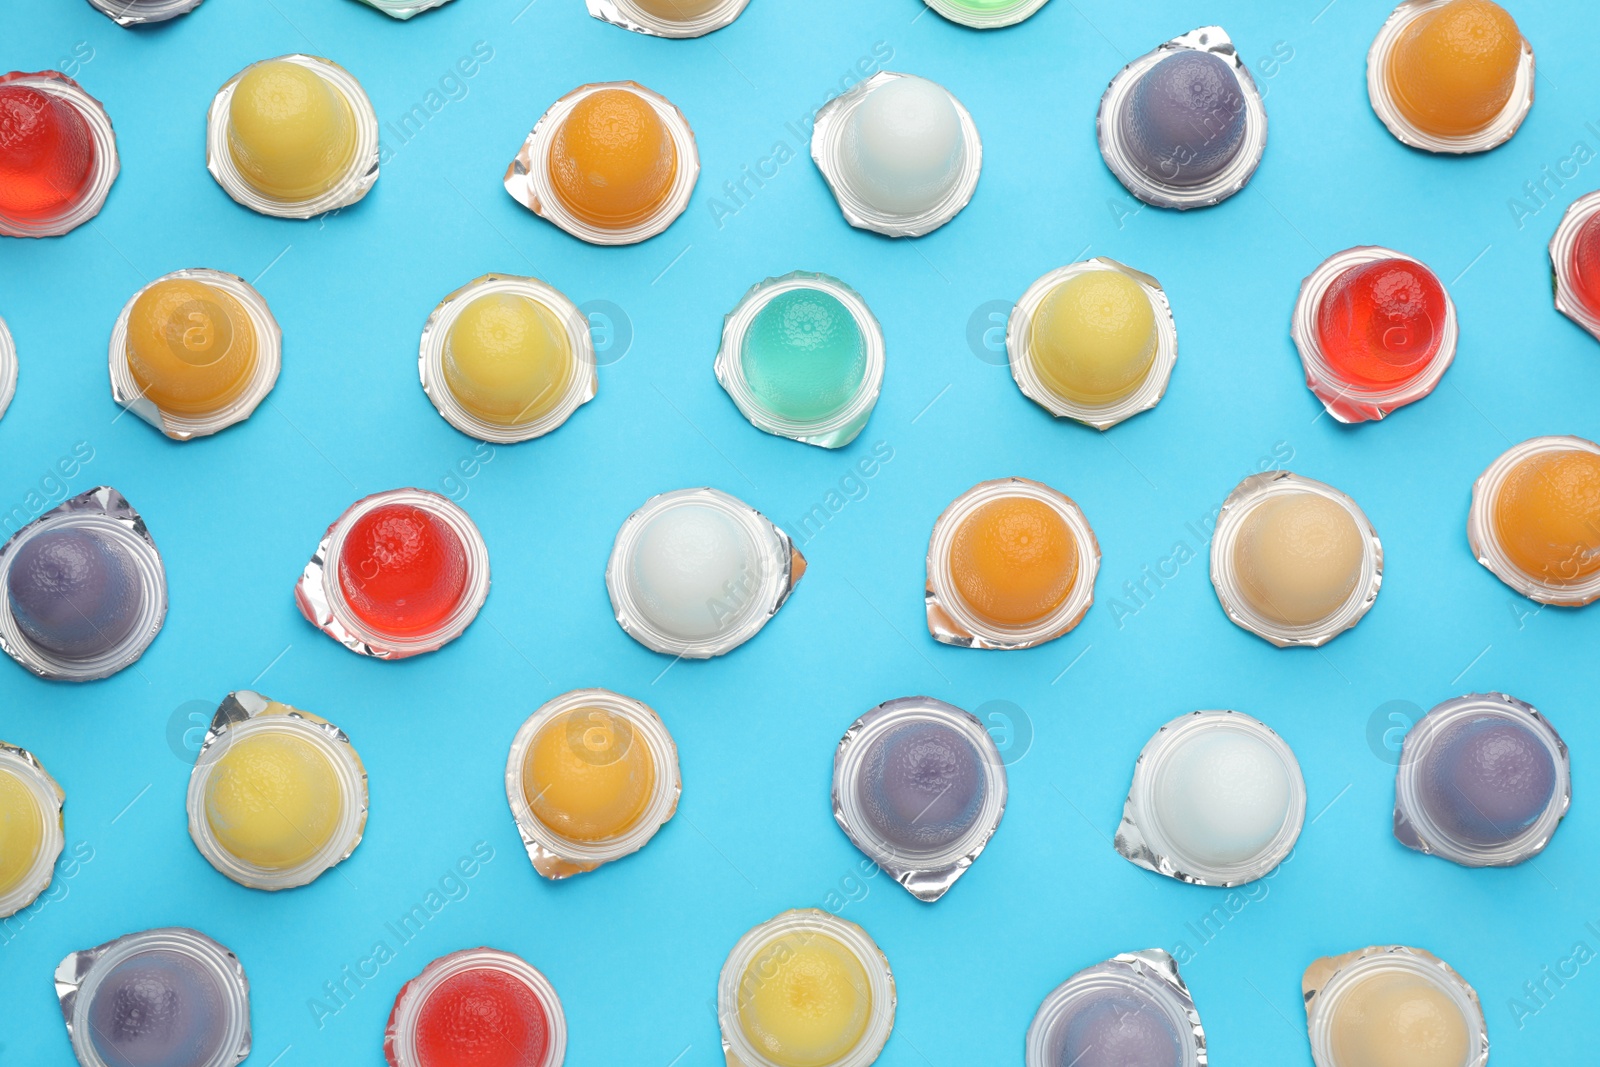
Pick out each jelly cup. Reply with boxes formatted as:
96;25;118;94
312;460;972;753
587;0;750;38
1367;0;1533;154
1550;190;1600;342
1210;471;1382;647
0;487;167;682
207;54;379;219
385;948;566;1067
1291;246;1457;423
1394;693;1570;867
186;690;368;891
921;0;1050;30
1468;435;1600;606
1303;945;1488;1067
607;487;804;659
832;696;1007;902
1026;949;1206;1067
56;927;252;1067
0;314;16;422
419;274;597;444
1097;26;1266;210
810;71;982;239
1115;710;1306;887
108;268;282;441
0;71;118;239
0;741;64;919
715;271;885;449
717;909;895;1067
1008;257;1177;429
86;0;204;24
505;687;681;880
504;81;699;246
925;477;1099;650
295;488;491;659
353;0;456;18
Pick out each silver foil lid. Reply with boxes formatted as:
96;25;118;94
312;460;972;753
1290;246;1458;423
1209;470;1383;647
925;477;1099;650
586;0;749;38
386;947;566;1067
810;71;982;239
206;54;380;220
1026;948;1207;1067
717;909;895;1067
0;486;168;682
1393;692;1571;867
57;926;251;1067
1007;257;1178;429
1096;26;1266;211
1467;434;1600;606
1303;945;1488;1067
714;270;885;449
354;0;456;18
504;687;681;880
294;488;492;659
417;273;597;444
606;487;804;659
503;81;699;246
0;72;118;238
1114;709;1306;887
0;740;65;919
831;696;1007;902
1550;191;1600;343
107;268;283;441
1367;0;1533;154
186;690;369;890
0;314;17;422
86;0;204;24
920;0;1050;29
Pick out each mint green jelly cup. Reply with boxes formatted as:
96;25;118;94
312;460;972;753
921;0;1050;29
715;271;884;448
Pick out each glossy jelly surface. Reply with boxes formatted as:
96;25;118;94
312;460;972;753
1315;259;1448;387
950;497;1078;626
840;75;963;215
630;0;725;16
1569;213;1600;314
443;293;573;426
1492;449;1600;584
856;720;985;852
0;85;95;223
204;727;341;869
628;503;758;641
86;949;229;1067
1153;729;1292;867
1328;972;1470;1067
337;504;469;636
1029;270;1158;405
523;706;655;842
1232;493;1364;625
1387;0;1522;137
227;60;357;201
1417;715;1556;846
1052;989;1182;1067
126;278;259;416
547;88;677;227
1121;50;1247;187
414;967;550;1067
0;765;44;897
741;289;867;422
7;527;142;659
738;932;872;1067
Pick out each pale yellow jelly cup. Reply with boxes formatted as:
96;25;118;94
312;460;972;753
227;59;358;202
442;292;575;426
1028;269;1158;406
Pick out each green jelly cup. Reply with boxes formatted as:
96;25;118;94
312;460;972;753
922;0;1049;29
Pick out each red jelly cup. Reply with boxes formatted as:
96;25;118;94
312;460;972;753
1290;246;1457;423
385;948;566;1067
295;488;489;659
0;71;118;238
1552;190;1600;343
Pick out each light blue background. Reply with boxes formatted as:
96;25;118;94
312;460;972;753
3;0;1600;1061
